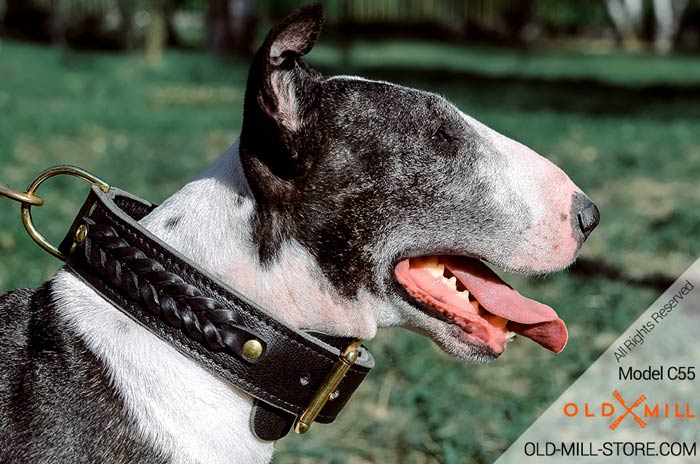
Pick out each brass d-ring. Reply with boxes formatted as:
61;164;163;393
20;165;110;260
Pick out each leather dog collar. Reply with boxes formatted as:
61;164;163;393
56;186;374;441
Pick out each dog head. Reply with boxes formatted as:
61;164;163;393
238;4;599;362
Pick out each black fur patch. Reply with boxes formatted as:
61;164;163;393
164;216;182;230
0;283;167;463
239;6;532;299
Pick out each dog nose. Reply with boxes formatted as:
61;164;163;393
577;199;600;239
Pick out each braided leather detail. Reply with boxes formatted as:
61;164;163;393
58;188;376;440
81;218;261;358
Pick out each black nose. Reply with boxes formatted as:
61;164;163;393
577;199;600;239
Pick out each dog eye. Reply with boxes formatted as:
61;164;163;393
431;126;452;143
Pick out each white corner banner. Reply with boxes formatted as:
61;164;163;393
495;258;700;463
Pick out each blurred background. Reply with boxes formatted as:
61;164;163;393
1;1;699;463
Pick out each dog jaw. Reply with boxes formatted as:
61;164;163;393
225;239;380;340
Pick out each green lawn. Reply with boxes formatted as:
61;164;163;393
1;39;698;463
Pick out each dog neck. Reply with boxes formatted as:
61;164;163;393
140;140;377;339
51;140;377;464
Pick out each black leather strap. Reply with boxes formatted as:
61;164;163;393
58;186;374;441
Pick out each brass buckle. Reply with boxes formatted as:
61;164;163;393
294;339;362;434
0;165;110;260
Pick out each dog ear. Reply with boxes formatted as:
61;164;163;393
255;3;323;132
239;4;324;204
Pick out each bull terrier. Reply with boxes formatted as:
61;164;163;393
0;4;598;463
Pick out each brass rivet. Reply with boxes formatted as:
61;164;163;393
343;349;358;364
295;422;310;434
242;339;263;359
75;224;88;243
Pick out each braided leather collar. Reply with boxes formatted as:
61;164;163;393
57;186;374;441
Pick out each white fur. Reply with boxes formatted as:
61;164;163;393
53;270;273;464
51;141;389;463
458;110;580;271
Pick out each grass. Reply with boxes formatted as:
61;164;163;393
1;39;698;463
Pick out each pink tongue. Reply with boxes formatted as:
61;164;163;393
443;257;568;353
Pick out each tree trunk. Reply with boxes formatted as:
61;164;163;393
117;1;135;50
206;0;257;56
605;0;644;50
652;0;689;54
145;6;165;66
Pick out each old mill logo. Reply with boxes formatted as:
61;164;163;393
563;390;696;430
609;390;647;430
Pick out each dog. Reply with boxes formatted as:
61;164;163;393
0;4;598;463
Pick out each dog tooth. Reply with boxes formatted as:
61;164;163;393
506;332;516;340
446;276;457;290
426;263;445;278
455;290;470;300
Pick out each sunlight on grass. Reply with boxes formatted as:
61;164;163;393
150;85;243;106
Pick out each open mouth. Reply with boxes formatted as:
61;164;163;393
394;256;568;356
